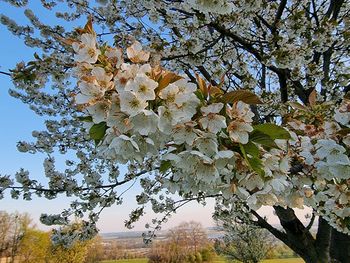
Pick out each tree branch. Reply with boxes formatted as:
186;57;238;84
0;71;11;77
274;206;318;260
273;0;287;30
306;212;316;231
278;70;288;103
184;69;196;83
209;22;310;104
197;66;218;86
330;227;350;262
311;0;320;27
209;22;263;62
250;209;288;244
5;169;152;195
325;0;345;21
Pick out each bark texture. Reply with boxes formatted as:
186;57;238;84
330;228;350;263
271;207;350;263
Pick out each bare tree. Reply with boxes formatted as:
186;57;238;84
149;221;212;263
168;221;208;254
0;211;31;263
0;212;12;260
8;212;31;263
84;236;104;263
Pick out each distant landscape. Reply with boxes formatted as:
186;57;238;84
96;226;303;263
99;257;304;263
1;211;303;263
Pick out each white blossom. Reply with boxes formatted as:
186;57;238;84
199;103;227;133
86;100;111;123
119;91;148;117
131;110;159;136
125;73;158;101
72;33;100;63
126;41;150;63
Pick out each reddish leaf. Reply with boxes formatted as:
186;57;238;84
156;71;182;93
209;86;223;97
221;90;263;104
84;16;94;34
308;89;317;106
196;73;208;98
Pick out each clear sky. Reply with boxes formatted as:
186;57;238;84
0;1;310;234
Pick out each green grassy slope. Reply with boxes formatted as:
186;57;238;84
101;257;304;263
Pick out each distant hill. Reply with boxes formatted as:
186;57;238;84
100;227;224;241
100;224;318;241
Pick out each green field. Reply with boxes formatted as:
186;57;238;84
262;259;304;263
101;259;148;263
101;257;304;263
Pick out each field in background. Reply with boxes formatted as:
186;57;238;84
100;257;304;263
263;259;304;263
101;259;148;263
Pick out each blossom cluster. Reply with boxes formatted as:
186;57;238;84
72;32;256;173
70;23;350;233
287;99;350;232
70;27;292;215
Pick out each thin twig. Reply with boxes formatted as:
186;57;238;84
306;212;316;230
0;71;11;76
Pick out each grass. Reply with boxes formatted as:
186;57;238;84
100;259;148;263
101;257;304;263
214;256;304;263
262;259;304;263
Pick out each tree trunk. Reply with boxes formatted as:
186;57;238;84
314;217;331;263
330;228;350;263
274;206;320;263
272;207;350;263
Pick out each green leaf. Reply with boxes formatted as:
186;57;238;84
239;142;265;176
78;116;93;122
221;90;263;104
34;52;41;60
194;89;205;101
159;160;172;173
253;124;291;140
241;141;259;158
248;158;265;177
89;122;107;145
250;130;278;148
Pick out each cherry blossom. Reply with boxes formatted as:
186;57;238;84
1;2;350;257
126;41;150;63
72;33;101;63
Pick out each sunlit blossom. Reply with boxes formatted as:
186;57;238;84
126;41;150;63
72;33;101;63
